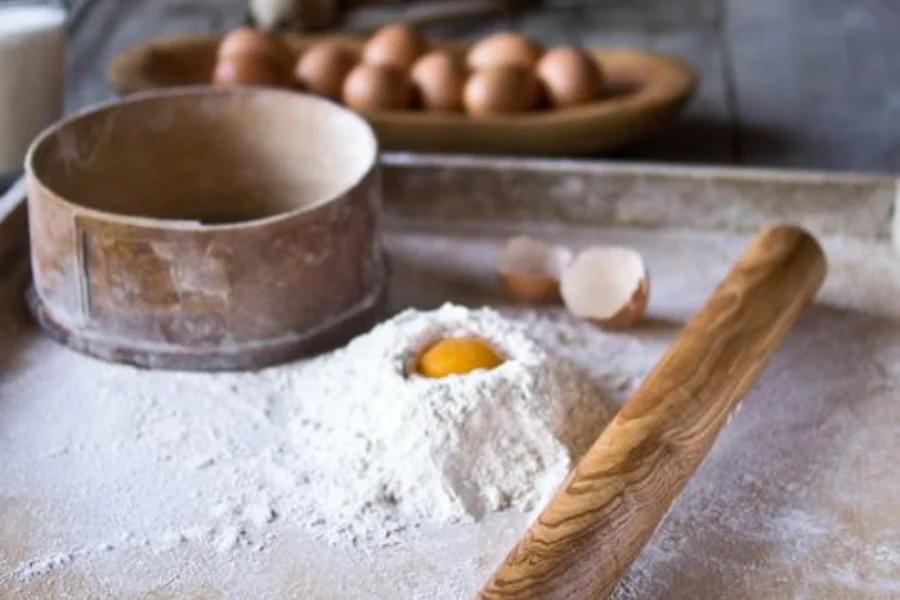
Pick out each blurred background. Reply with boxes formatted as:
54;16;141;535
42;0;900;172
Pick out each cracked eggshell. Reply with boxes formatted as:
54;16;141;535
560;246;649;329
497;236;572;304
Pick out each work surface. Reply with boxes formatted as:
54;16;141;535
65;0;899;172
2;221;900;598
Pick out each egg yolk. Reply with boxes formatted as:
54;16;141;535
417;337;505;378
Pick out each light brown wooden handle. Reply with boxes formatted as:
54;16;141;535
477;225;827;600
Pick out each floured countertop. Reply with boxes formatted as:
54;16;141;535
1;222;899;599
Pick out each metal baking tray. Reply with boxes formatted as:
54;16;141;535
1;156;898;599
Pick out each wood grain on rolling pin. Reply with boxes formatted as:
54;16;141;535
478;225;827;600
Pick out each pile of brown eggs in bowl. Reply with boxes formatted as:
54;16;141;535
212;24;605;116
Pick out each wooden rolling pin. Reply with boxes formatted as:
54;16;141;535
478;225;827;600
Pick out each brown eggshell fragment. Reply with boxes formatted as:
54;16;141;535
497;236;572;304
560;246;650;329
466;32;543;71
294;41;356;99
410;50;467;112
343;63;413;111
536;46;605;108
463;65;540;117
362;23;428;71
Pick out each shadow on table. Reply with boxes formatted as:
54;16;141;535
610;115;792;167
0;261;34;378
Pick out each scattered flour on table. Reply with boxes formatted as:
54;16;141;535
4;231;900;597
3;302;615;581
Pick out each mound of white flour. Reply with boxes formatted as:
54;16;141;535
4;299;616;581
288;303;613;542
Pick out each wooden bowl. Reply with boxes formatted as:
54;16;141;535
25;87;386;370
108;34;697;156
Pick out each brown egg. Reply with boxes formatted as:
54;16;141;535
410;50;467;112
217;27;292;74
294;41;356;100
343;63;413;111
463;65;540;117
362;23;427;71
213;55;286;87
536;46;604;108
466;32;543;71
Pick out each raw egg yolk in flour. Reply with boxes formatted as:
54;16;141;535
417;338;505;378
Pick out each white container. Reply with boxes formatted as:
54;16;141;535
0;3;66;176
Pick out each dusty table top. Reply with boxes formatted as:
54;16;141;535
1;219;899;599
